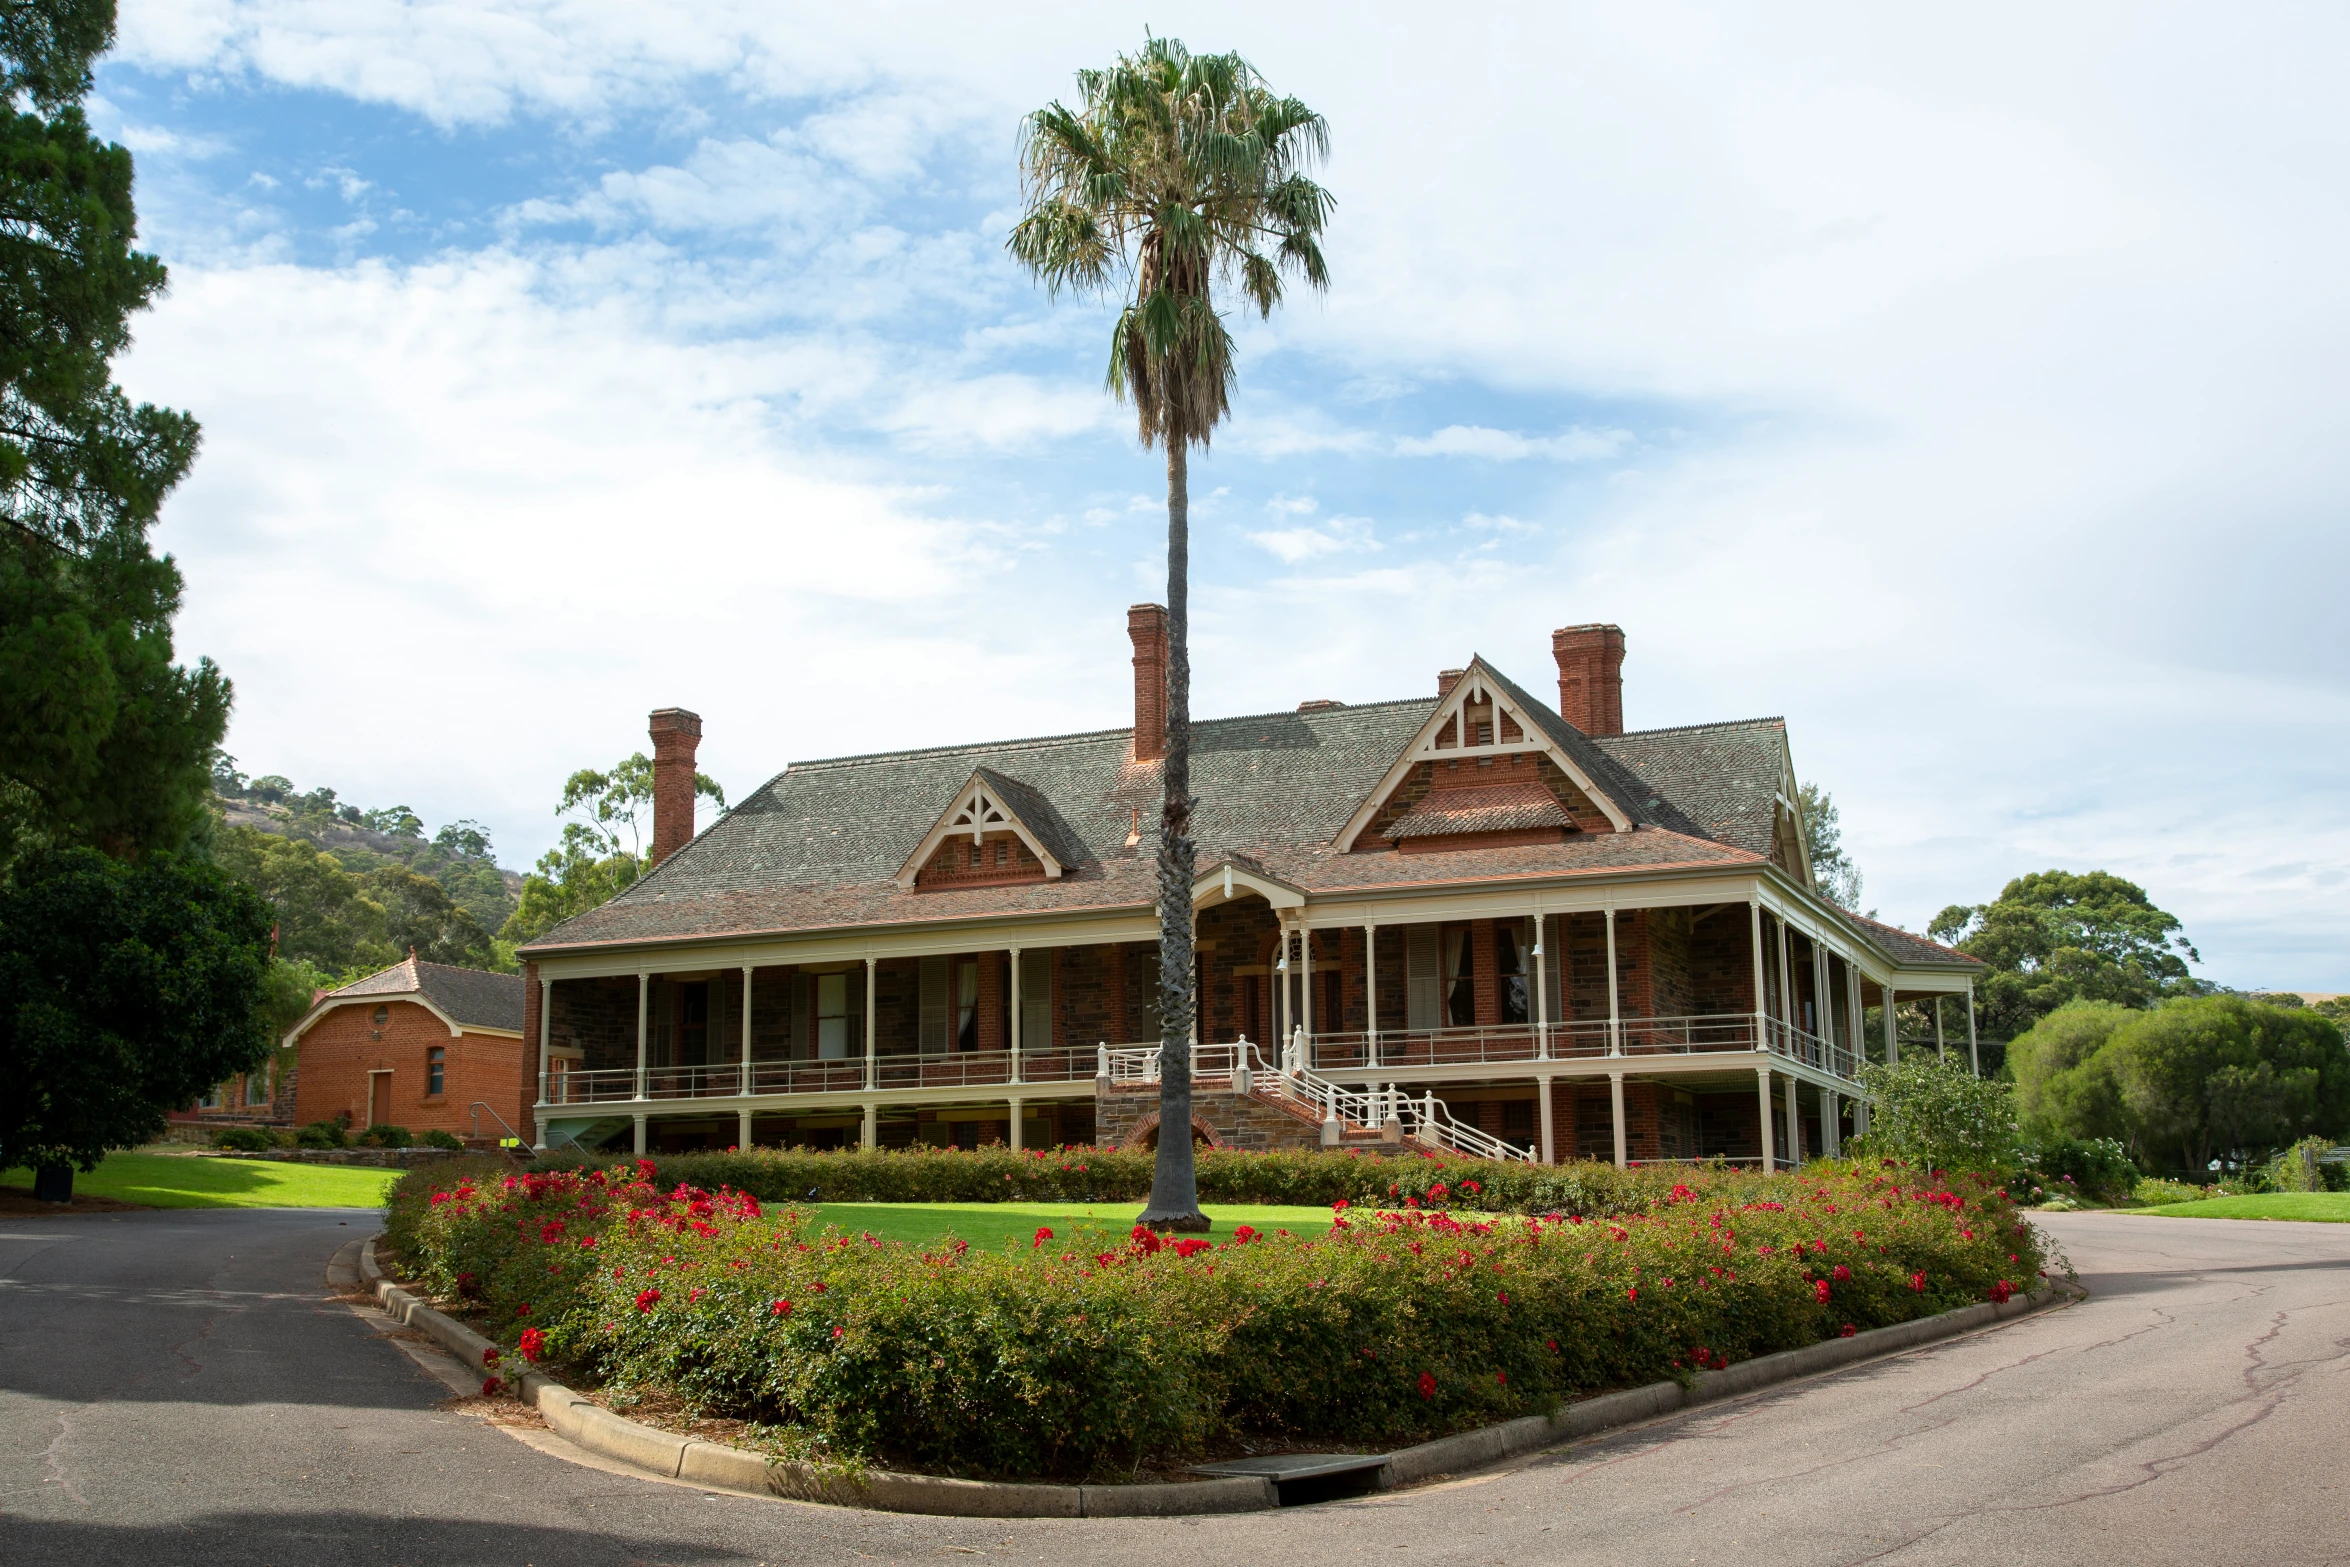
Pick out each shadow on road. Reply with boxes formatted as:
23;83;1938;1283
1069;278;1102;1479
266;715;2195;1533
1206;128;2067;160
0;1508;758;1567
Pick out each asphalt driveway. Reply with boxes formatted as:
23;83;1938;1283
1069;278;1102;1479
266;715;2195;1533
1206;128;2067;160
1;1206;2344;1566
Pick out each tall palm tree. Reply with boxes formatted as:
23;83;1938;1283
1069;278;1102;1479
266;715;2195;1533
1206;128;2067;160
1010;36;1331;1229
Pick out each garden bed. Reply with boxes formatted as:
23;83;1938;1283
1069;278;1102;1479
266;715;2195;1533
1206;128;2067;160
386;1149;2045;1483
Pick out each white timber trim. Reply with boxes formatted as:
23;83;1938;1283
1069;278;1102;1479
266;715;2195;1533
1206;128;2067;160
1192;859;1307;912
893;770;1066;889
1330;658;1634;850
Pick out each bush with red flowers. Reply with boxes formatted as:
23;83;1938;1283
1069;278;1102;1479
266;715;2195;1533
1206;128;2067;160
384;1155;2043;1482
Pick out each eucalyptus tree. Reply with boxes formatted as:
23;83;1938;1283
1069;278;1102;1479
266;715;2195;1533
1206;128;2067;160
1010;36;1331;1228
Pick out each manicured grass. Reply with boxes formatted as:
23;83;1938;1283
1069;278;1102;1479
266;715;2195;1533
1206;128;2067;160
2141;1192;2350;1223
810;1199;1339;1250
0;1151;402;1210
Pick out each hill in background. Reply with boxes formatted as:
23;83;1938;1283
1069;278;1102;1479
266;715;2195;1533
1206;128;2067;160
211;760;524;978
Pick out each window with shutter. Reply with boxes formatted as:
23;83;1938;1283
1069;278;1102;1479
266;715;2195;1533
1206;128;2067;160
1020;950;1052;1050
956;960;979;1051
1406;926;1442;1031
816;974;848;1060
1541;915;1563;1025
1442;926;1476;1027
790;972;812;1060
1496;925;1529;1024
679;982;710;1067
919;956;950;1055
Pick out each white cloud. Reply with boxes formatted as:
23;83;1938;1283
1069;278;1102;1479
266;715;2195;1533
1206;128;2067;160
101;1;2350;983
1460;512;1535;535
1247;511;1378;564
1395;424;1634;462
114;253;1101;858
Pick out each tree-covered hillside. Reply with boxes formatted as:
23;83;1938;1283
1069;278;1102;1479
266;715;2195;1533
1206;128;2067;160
210;756;523;977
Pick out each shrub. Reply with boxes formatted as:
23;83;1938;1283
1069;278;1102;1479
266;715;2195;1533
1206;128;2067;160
212;1125;276;1153
360;1124;413;1149
421;1129;464;1151
1849;1056;2021;1175
530;1143;1751;1218
2131;1176;2211;1206
296;1120;346;1150
2263;1135;2343;1193
2017;1137;2138;1205
388;1155;2044;1481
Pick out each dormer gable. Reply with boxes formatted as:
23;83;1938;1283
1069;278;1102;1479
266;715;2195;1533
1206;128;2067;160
895;769;1070;890
1334;659;1635;852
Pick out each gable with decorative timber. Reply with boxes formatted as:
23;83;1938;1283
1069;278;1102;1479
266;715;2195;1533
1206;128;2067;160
896;769;1066;890
1334;660;1635;852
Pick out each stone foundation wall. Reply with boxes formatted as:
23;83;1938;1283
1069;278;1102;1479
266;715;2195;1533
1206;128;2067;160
1094;1080;1327;1153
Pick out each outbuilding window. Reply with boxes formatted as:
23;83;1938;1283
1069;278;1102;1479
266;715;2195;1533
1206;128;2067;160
426;1046;445;1096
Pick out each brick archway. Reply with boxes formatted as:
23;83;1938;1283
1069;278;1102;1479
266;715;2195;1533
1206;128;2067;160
1120;1111;1220;1152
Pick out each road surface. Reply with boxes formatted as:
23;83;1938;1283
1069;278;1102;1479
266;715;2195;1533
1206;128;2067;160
1;1206;2345;1565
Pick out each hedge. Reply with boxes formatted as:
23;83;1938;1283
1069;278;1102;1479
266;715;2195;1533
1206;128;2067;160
387;1150;2045;1481
531;1143;1778;1216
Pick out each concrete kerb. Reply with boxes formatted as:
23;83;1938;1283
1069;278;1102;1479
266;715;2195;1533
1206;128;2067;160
357;1235;2070;1515
1382;1280;2078;1487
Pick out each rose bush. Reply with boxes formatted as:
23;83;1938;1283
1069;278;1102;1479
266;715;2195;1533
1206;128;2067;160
386;1154;2044;1481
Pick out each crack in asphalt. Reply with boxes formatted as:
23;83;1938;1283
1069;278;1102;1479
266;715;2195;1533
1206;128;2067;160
1837;1290;2350;1564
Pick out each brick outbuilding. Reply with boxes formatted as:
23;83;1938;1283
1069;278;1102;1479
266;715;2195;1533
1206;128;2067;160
288;957;531;1144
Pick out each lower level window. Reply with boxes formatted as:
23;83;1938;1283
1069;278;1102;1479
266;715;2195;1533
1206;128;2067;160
426;1046;445;1096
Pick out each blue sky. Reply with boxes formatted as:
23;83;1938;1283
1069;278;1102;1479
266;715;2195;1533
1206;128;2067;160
96;3;2350;988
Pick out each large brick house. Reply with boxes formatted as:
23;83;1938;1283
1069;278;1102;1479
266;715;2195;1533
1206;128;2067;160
287;957;531;1143
519;613;1982;1166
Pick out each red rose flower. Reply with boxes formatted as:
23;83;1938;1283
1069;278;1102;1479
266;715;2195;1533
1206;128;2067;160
1418;1372;1437;1400
634;1288;660;1312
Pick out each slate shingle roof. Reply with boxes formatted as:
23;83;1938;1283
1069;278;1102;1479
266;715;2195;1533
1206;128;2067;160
1842;911;1984;968
326;957;529;1031
521;667;1805;956
1593;717;1789;856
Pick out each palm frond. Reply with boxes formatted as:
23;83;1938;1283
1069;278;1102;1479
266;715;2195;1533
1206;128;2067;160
1007;34;1329;450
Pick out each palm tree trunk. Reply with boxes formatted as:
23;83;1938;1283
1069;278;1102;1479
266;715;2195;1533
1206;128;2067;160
1140;435;1206;1230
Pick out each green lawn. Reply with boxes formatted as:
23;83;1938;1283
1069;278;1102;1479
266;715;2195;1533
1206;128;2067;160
807;1200;1338;1250
2141;1192;2350;1223
0;1151;402;1210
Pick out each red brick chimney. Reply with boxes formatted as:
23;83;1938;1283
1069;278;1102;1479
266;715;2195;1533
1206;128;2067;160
1128;604;1167;762
648;707;703;866
1437;668;1466;697
1551;624;1626;736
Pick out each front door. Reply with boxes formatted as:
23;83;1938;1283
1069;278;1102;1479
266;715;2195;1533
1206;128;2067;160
368;1071;391;1127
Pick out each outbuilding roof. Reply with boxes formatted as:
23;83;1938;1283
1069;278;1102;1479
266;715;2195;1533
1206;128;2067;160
320;957;528;1033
